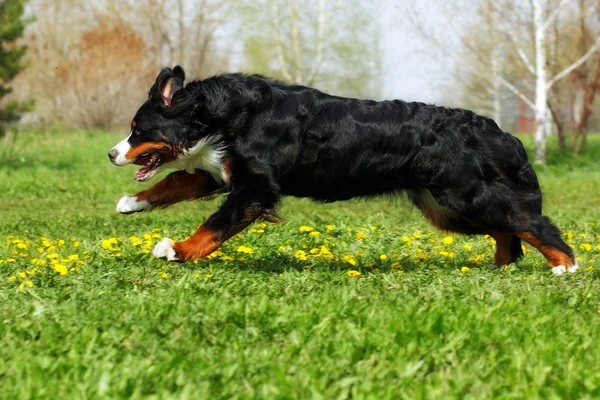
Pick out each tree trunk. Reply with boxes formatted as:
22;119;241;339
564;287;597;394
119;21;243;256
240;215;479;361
548;96;565;149
491;48;502;126
533;0;550;164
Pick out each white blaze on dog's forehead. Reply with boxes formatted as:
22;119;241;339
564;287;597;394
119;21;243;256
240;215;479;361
110;131;133;166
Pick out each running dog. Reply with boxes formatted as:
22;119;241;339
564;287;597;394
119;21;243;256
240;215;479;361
108;66;577;275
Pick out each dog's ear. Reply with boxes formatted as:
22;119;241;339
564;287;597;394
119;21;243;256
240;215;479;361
154;66;186;107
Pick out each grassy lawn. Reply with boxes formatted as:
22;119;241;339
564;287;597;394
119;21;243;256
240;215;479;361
1;131;599;399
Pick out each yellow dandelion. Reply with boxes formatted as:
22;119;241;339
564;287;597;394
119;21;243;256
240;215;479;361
294;250;308;261
401;236;412;246
236;246;254;254
587;266;594;271
309;231;321;236
160;272;167;279
205;274;213;279
326;225;334;232
463;244;472;251
222;256;234;261
370;226;377;231
356;232;368;240
18;272;26;279
461;267;470;273
379;254;388;261
443;236;454;245
207;250;223;259
8;275;16;281
344;255;357;266
413;232;422;239
580;243;592;252
347;270;361;277
7;258;16;263
54;264;68;276
391;262;402;269
299;226;314;232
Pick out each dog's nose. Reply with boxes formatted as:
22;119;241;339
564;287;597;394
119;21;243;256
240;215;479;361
108;148;118;163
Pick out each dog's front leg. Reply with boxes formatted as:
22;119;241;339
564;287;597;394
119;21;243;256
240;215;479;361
153;182;280;261
116;170;223;214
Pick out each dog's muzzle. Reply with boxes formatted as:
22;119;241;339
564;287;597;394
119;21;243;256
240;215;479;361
108;148;119;165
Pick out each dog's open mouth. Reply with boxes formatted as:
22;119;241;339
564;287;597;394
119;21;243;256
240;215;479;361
134;152;161;182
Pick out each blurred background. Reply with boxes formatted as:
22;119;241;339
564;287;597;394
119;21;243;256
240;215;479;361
1;0;599;164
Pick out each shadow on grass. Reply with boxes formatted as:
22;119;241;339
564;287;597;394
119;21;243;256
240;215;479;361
187;252;539;275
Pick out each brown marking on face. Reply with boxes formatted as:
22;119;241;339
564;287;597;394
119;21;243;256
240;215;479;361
173;226;222;261
517;232;573;267
125;142;178;163
135;170;217;207
131;120;136;128
489;232;513;266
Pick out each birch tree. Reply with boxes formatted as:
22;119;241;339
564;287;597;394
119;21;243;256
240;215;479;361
404;0;600;163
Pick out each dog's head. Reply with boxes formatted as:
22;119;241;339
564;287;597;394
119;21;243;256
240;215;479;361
108;66;226;183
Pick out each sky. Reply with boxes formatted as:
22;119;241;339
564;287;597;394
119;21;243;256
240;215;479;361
376;0;458;104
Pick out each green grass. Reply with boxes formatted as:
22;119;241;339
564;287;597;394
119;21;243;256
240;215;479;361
0;131;599;399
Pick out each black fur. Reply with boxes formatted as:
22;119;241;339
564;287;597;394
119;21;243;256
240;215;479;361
122;66;575;265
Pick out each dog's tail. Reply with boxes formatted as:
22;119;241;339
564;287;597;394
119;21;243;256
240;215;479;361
510;234;524;263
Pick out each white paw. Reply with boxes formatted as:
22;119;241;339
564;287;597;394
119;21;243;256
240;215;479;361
116;195;150;214
567;261;579;273
152;238;179;261
552;265;567;276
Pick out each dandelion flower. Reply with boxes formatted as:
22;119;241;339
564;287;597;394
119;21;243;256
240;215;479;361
54;264;68;276
294;250;308;261
347;270;361;277
355;232;368;240
460;267;470;273
236;246;254;254
344;255;357;266
326;225;334;232
379;254;388;261
299;226;314;232
580;243;592;251
309;231;320;236
443;236;454;245
463;244;472;251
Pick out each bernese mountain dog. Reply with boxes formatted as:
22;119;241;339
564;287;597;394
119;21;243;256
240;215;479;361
108;66;577;275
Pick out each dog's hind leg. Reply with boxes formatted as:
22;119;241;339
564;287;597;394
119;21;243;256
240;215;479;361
487;231;523;267
116;170;223;214
409;189;523;267
515;215;577;275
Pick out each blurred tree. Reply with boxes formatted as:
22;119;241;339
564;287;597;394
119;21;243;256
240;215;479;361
404;0;600;163
0;0;33;138
55;21;156;130
102;0;232;80
239;0;382;99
